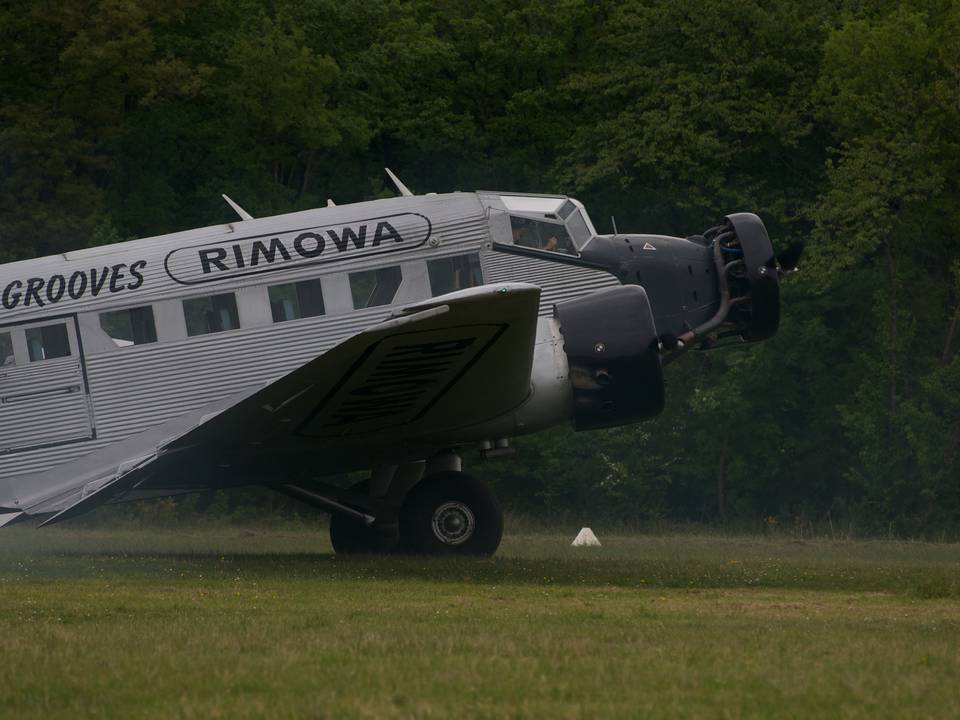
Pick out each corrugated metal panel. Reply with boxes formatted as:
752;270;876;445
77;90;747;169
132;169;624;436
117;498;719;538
480;250;620;315
0;356;92;454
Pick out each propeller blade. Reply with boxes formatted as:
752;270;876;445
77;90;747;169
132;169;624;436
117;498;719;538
777;241;804;273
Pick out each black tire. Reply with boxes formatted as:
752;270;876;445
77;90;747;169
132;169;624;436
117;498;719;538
329;480;398;554
399;472;503;556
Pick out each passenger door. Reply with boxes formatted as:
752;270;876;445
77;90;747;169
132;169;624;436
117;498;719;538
0;316;96;455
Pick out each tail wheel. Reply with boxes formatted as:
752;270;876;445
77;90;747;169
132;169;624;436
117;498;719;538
329;480;398;554
399;472;503;556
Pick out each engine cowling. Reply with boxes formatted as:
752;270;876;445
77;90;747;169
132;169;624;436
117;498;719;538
554;285;664;431
577;212;781;348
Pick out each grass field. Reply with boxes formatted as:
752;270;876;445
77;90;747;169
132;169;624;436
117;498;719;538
1;524;958;719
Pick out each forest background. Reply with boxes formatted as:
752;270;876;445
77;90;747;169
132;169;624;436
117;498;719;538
2;0;958;534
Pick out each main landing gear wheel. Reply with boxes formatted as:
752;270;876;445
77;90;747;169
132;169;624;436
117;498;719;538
329;481;399;554
399;472;503;556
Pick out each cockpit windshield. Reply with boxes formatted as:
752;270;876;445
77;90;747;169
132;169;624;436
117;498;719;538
485;193;597;255
510;216;575;255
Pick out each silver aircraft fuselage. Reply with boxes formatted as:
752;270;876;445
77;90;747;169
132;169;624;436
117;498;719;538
0;191;616;482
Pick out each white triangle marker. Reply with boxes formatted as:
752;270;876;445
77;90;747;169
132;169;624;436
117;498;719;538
642;242;656;250
571;527;601;546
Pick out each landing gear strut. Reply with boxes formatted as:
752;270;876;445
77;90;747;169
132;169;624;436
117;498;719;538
323;469;503;556
328;481;399;554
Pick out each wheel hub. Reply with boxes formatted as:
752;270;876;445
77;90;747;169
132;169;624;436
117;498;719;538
431;501;475;545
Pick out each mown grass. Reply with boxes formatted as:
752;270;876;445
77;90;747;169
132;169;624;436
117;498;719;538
1;525;958;719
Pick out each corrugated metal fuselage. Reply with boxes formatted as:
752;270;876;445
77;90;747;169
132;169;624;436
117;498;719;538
0;192;618;485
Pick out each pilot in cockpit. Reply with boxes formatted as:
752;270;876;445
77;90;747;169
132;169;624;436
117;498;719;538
510;216;574;255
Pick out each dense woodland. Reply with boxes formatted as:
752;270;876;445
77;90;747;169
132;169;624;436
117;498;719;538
2;0;958;533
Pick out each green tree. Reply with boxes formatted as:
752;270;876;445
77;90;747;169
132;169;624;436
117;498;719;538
0;1;204;257
812;1;960;530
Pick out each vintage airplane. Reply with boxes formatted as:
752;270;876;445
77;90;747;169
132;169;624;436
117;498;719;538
0;171;792;554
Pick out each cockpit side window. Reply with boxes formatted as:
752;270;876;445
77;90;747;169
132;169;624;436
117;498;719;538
556;200;592;245
509;216;575;255
565;209;591;246
557;200;577;220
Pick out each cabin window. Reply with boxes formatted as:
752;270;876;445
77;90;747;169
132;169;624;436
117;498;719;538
183;293;240;336
350;266;402;309
99;306;158;347
427;253;483;297
26;323;71;362
0;332;13;366
510;215;575;255
269;279;325;322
